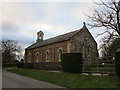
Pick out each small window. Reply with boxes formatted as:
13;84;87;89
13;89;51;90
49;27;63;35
88;45;91;58
46;51;49;62
82;46;85;58
28;53;31;63
36;52;39;63
58;49;63;62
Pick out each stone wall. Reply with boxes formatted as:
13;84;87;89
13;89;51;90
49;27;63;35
69;26;98;66
25;41;69;63
24;26;98;67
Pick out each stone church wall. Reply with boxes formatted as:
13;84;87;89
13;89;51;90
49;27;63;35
69;27;98;66
25;41;69;63
25;25;98;67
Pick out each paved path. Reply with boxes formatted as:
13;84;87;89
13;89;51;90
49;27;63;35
2;69;64;88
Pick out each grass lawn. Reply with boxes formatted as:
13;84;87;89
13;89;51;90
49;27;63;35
7;68;120;88
90;64;116;72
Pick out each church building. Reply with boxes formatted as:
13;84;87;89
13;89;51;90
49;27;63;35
25;23;98;66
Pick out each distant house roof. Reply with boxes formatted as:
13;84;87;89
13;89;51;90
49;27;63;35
26;29;81;50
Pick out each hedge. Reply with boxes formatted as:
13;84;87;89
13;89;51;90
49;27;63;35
61;53;83;73
115;51;120;77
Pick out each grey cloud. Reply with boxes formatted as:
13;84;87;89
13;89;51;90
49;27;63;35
2;22;35;49
2;22;20;33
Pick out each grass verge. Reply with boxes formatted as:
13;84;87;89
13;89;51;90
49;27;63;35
90;64;116;72
7;68;119;88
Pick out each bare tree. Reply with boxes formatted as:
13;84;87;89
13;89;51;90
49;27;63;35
2;40;22;64
87;0;120;35
87;0;120;59
99;34;119;58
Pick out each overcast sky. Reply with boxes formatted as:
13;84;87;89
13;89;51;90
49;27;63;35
1;0;102;55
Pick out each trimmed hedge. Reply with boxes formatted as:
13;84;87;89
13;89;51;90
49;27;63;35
61;53;83;73
3;63;17;67
17;62;61;70
115;51;120;77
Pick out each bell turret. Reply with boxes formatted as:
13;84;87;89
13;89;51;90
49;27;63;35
36;31;44;43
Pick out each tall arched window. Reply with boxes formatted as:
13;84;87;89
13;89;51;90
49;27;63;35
36;52;39;63
82;45;85;58
58;49;63;62
46;51;49;62
88;45;91;59
28;53;31;63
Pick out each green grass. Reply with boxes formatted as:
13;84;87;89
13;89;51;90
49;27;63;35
90;64;116;72
7;68;120;88
98;67;115;72
90;67;115;72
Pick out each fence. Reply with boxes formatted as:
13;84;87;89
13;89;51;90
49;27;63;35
17;57;117;75
3;63;17;67
17;62;61;71
98;59;115;64
82;58;116;75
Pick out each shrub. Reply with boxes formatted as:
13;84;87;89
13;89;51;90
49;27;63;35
115;51;120;77
61;53;82;73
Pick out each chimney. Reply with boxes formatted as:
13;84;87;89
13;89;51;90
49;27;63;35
36;31;44;43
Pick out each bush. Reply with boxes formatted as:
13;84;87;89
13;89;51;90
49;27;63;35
17;63;24;68
3;63;17;67
115;51;120;77
61;53;82;73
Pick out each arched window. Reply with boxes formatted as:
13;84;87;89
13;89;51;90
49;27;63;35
58;49;63;62
36;52;39;63
88;45;91;58
46;51;49;62
82;45;85;58
28;53;31;63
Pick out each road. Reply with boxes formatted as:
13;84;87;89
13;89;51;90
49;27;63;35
2;69;64;88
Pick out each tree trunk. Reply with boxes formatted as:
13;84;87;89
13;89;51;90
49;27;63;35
117;9;120;35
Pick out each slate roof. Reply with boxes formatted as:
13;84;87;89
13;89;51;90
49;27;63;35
26;29;81;50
